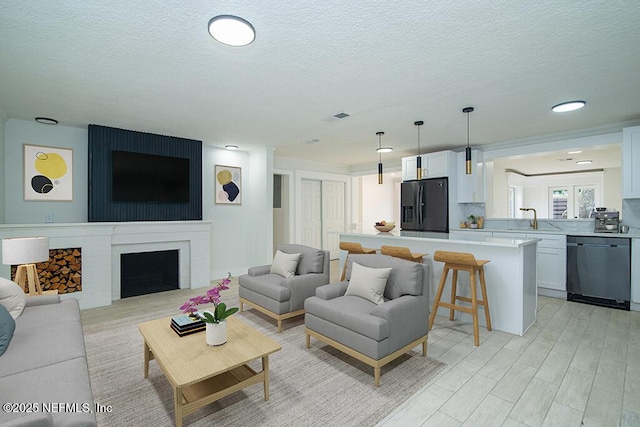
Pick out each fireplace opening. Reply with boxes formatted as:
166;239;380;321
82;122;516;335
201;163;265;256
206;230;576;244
120;250;179;298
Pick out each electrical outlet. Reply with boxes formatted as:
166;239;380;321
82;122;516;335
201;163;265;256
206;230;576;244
45;213;54;223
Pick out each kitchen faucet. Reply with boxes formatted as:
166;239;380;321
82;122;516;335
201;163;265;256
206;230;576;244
520;207;538;230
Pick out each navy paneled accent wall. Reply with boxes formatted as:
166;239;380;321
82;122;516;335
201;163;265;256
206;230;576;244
88;125;202;222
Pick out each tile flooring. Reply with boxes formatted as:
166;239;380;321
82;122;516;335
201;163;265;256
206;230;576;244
378;293;640;427
81;261;640;426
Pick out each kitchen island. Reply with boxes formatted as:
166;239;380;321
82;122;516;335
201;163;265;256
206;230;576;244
339;231;539;336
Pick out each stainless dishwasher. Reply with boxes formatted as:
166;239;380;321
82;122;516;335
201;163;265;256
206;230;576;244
566;235;631;310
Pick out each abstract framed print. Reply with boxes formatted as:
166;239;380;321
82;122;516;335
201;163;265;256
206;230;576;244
24;144;73;201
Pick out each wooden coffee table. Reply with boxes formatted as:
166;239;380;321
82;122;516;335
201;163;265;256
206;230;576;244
138;315;281;427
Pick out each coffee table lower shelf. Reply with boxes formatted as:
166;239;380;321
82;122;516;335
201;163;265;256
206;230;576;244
179;364;263;414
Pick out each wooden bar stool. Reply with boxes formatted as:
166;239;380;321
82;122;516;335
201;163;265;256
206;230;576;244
428;250;491;346
339;242;377;280
380;245;426;263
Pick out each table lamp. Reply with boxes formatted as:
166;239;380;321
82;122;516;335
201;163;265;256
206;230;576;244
2;237;50;295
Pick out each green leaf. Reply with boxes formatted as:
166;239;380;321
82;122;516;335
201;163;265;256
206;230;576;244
218;307;239;321
215;303;227;320
202;311;216;323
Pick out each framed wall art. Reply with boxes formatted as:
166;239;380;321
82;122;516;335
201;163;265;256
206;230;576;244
215;165;242;204
24;144;73;201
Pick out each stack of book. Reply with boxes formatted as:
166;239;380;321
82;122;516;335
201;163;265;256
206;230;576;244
170;314;205;336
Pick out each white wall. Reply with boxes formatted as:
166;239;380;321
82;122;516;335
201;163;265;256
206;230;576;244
4;119;88;223
603;167;622;213
358;173;400;233
202;145;274;279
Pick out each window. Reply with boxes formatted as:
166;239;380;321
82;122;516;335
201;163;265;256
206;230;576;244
549;185;600;219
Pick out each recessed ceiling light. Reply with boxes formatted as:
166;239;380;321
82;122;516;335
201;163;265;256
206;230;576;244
333;112;350;119
567;150;582;154
576;160;592;165
208;15;255;47
35;117;58;125
376;147;393;153
551;101;586;113
225;144;238;150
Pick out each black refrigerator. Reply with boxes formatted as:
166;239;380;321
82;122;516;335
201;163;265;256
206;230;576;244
401;178;449;232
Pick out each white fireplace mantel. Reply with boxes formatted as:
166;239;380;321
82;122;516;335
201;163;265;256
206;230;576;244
0;221;212;309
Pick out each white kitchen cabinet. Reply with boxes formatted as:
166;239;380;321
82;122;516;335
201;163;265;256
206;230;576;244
401;150;454;181
531;233;566;293
457;150;485;203
622;126;640;199
490;231;566;295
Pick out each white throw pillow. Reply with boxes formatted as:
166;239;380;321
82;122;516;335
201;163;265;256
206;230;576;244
345;262;392;305
270;250;301;279
0;277;26;319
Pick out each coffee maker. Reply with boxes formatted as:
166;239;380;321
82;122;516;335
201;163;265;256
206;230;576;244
593;208;620;233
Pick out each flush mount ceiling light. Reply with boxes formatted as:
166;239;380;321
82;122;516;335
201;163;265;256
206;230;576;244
208;15;255;47
35;117;58;125
225;144;238;150
576;160;593;165
551;100;586;113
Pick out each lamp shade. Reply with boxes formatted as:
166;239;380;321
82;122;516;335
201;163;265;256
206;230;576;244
2;237;50;265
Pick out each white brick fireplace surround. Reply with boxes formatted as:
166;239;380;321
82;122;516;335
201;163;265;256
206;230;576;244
0;221;211;309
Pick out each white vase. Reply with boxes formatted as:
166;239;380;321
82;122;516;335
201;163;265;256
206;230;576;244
205;321;227;346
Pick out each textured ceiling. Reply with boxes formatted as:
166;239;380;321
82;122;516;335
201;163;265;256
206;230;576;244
1;1;639;166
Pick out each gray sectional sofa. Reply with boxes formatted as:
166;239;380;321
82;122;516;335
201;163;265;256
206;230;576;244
0;294;97;427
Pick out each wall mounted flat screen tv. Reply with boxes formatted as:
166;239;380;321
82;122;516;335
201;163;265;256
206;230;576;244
112;150;190;202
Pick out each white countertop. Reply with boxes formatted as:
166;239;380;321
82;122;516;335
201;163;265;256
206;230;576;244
340;230;540;248
453;227;640;239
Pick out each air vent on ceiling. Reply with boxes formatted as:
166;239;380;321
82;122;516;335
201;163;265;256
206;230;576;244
333;112;350;119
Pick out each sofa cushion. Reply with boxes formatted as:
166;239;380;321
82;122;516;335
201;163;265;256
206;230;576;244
0;277;26;319
305;295;390;341
345;263;391;305
0;320;86;378
238;274;291;302
384;261;423;299
16;298;81;330
270;250;300;278
0;303;15;357
0;357;97;426
278;244;324;275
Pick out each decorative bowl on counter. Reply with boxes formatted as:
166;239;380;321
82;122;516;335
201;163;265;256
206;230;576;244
374;221;395;232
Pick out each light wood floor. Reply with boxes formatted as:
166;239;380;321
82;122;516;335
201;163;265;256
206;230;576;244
81;260;640;426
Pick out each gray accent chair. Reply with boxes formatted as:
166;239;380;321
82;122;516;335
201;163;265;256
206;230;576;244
238;244;330;332
304;254;430;386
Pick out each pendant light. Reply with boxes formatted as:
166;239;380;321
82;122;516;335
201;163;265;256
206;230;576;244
463;107;474;175
414;121;424;179
376;131;385;184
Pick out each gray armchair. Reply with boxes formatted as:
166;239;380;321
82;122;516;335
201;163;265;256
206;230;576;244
238;244;330;332
304;254;429;386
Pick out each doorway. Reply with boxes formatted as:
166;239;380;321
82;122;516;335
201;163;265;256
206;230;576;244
301;179;346;259
273;173;291;254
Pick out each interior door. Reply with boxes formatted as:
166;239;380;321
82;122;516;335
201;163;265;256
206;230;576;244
322;180;345;259
301;179;322;250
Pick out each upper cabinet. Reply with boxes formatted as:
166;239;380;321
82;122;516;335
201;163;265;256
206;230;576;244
623;126;640;199
457;150;485;203
402;150;454;181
